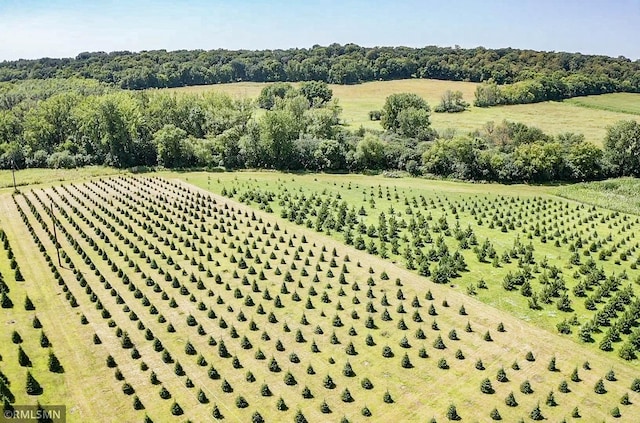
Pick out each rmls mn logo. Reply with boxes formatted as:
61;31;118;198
2;405;66;423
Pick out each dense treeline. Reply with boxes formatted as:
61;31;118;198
1;79;639;183
0;78;111;110
473;73;632;106
1;44;638;100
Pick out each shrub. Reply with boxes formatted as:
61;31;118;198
211;404;224;419
446;404;460;421
284;371;297;386
302;386;313;398
25;372;42;395
294;410;308;423
185;341;196;355
382;345;394;358
1;292;14;308
571;367;581;382
433;335;446;349
400;336;411;348
520;380;533;394
383;390;394;403
496;367;508;382
341;388;354;402
122;383;135;395
530;403;544;421
221;379;233;393
276;397;288;411
401;353;413;368
24;296;35;311
558;380;570;393
269;357;281;372
208;366;220;380
620;392;630;405
260;384;272;397
505;391;518;407
546;390;557;407
106;355;117;368
320;401;331;414
480;378;494;394
159;386;171;399
611;406;621;418
48;352;63;373
235;395;248;408
323;375;336;389
345;341;357;355
343;362;355;377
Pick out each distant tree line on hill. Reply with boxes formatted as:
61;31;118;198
473;72;631;106
1;43;638;104
1;79;639;184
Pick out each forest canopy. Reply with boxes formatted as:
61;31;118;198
1;44;638;99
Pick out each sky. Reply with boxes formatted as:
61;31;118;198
0;0;638;61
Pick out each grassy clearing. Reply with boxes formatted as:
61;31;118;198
1;171;640;422
555;178;640;216
166;80;637;145
567;93;640;116
0;166;122;192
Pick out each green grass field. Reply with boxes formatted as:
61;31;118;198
0;166;122;192
166;80;639;145
556;178;640;215
567;93;640;116
2;170;640;422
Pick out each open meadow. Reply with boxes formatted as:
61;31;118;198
567;93;640;116
1;169;640;422
166;80;639;145
556;178;640;216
